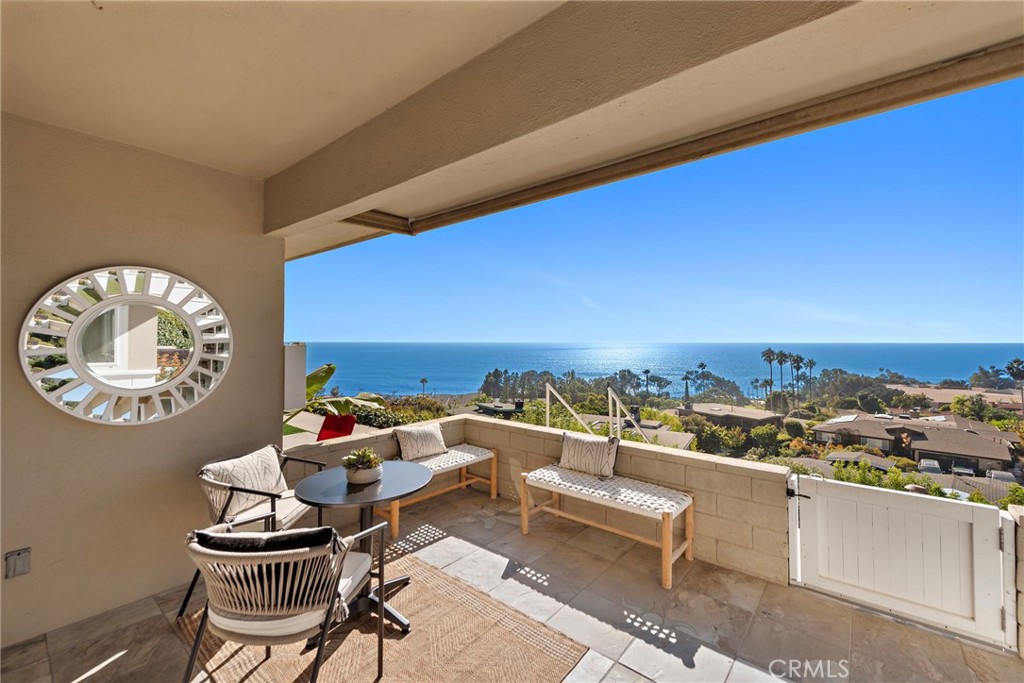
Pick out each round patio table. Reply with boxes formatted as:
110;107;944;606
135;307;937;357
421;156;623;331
294;460;431;632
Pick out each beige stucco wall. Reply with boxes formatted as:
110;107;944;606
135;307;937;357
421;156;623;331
0;114;284;646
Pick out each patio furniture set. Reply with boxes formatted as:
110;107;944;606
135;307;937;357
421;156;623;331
178;422;694;681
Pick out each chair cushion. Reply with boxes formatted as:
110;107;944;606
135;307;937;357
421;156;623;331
200;445;287;518
410;444;494;475
195;525;335;553
395;422;447;460
317;414;357;441
339;551;372;602
230;491;310;530
527;464;692;519
559;432;619;478
209;607;329;638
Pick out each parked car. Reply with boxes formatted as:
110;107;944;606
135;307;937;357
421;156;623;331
986;470;1017;483
918;459;942;474
951;466;975;477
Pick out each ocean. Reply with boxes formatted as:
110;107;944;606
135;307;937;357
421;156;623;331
303;342;1024;398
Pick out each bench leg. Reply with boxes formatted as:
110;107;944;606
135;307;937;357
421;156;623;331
459;466;467;484
520;473;530;535
684;504;694;561
490;452;498;499
390;500;400;540
661;511;672;590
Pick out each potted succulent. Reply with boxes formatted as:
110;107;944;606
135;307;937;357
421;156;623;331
342;447;383;484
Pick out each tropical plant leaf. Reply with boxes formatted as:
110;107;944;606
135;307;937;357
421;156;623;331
305;363;336;400
321;395;384;415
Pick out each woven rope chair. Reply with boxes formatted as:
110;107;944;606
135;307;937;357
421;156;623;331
177;444;326;618
182;522;386;683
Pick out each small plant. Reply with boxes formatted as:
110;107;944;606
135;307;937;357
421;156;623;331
342;447;383;471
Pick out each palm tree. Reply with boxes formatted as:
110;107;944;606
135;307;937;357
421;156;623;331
761;348;776;395
696;362;708;393
762;378;774;408
750;378;760;399
1006;358;1024;410
776;351;789;397
681;370;697;402
805;358;816;398
790;354;804;400
419;377;428;395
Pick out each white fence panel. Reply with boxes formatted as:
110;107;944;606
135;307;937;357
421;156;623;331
788;473;1016;650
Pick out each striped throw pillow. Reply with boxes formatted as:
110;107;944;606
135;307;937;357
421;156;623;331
394;422;448;461
559;432;619;478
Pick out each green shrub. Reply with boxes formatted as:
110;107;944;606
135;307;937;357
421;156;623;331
787;409;815;420
354;405;405;428
832;461;948;498
157;309;192;349
967;490;990;505
783;420;805;438
750;424;780;455
640;407;682;432
998;484;1024;510
836;397;859;410
888;456;918;471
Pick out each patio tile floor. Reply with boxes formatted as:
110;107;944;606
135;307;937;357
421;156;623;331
3;488;1022;683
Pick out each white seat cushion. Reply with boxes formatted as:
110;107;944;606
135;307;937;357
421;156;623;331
410;443;493;475
338;551;371;601
230;490;310;530
526;465;691;519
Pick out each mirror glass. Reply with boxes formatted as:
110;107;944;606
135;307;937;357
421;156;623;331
20;267;231;425
78;303;193;389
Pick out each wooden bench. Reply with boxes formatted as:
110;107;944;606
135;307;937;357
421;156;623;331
520;464;694;589
376;444;497;539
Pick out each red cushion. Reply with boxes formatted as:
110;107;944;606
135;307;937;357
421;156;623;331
316;414;356;441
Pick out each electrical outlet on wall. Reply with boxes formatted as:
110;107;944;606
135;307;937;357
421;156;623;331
5;548;30;578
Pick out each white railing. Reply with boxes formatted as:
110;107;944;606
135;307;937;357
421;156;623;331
608;387;651;444
544;383;594;434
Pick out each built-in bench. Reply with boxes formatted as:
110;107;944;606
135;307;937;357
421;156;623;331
376;444;497;539
520;464;694;588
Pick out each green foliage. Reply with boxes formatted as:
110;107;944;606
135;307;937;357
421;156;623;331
968;365;1014;390
949;394;989;421
836;397;859;410
890;393;932;409
640;407;683;432
156;309;192;349
388;395;448;421
40;377;73;393
888;456;918;471
282;423;305;436
342;447;383;470
750;424;780;455
720;426;747;449
783;420;805;438
998;484;1024;510
856;391;885;414
967;490;990;505
306;363;336;401
28;353;67;370
787;409;815;420
513;401;589;433
353;405;405;429
757;456;825;476
832;461;949;498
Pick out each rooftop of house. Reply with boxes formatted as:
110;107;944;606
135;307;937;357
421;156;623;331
812;411;1017;461
681;403;785;422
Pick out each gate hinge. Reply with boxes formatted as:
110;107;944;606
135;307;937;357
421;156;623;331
998;527;1004;551
787;487;809;499
1000;607;1006;630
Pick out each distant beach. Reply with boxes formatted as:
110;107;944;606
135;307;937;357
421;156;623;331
302;342;1024;398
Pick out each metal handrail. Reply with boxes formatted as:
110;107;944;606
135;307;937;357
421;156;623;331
607;387;651;444
544;383;594;434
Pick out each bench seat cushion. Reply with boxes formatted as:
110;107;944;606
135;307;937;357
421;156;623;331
526;464;692;519
410;443;494;475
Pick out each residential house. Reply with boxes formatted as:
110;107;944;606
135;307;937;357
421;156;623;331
679;402;785;431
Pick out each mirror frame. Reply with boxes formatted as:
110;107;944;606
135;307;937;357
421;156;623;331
20;266;232;425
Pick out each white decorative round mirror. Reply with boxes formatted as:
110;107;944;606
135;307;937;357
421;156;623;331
20;267;232;424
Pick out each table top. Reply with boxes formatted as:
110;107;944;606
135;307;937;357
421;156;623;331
294;460;432;509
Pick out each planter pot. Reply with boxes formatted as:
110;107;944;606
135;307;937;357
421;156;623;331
346;464;382;485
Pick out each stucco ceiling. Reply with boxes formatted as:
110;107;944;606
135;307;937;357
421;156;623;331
0;0;561;178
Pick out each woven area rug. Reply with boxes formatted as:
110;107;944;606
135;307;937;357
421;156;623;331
176;554;587;682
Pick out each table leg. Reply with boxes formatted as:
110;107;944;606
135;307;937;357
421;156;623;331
356;504;413;632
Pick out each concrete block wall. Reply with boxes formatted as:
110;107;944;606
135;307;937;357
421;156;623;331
284;414;791;585
461;415;791;585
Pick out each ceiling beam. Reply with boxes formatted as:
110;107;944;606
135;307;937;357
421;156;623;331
342;210;414;235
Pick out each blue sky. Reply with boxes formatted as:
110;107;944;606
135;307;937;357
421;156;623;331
286;78;1024;344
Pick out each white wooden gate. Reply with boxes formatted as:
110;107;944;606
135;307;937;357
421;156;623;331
788;474;1017;650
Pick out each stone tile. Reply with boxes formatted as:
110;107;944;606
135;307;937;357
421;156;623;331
588;560;673;615
678;561;766;612
532;544;614;588
658;584;755;655
48;614;187;683
567;526;638;561
488;575;574;622
153;576;207;614
526;512;589;542
738;614;850;683
0;658;51;683
611;543;696;589
961;643;1024;683
46;597;161;656
406;533;478;569
756;584;853;647
849;611;973;682
446;516;517;546
727;658;783;683
546;592;636;660
1;636;49;672
564;649;616;683
442;547;519;592
486;527;560;563
602;662;654;682
619;634;736;683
